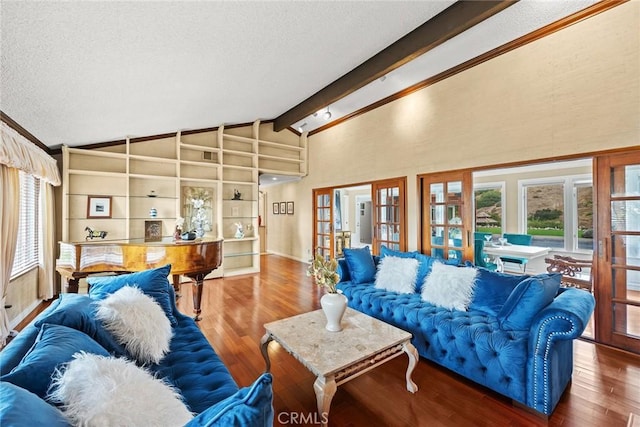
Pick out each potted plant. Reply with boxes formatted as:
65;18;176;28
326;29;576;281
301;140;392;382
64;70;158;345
307;254;347;332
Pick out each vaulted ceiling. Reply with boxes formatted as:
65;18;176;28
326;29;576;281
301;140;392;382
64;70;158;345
0;1;602;150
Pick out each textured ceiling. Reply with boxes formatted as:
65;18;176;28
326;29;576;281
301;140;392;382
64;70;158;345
1;1;599;149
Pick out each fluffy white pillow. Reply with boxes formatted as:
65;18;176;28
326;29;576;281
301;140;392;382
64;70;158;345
50;353;193;426
375;256;419;294
421;262;478;310
95;286;172;364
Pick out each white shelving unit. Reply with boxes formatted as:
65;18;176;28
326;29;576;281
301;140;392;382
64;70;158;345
61;120;306;277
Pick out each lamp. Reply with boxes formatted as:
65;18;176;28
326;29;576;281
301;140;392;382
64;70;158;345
323;107;332;121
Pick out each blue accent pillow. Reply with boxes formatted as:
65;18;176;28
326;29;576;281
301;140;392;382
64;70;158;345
0;324;109;399
380;245;414;259
498;273;561;330
469;269;529;316
343;246;376;284
185;373;273;426
0;382;69;427
33;293;126;356
88;264;177;326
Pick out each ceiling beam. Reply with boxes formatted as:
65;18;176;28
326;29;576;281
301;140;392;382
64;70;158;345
273;0;518;132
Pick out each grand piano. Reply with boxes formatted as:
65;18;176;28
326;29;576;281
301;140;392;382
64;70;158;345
56;237;223;320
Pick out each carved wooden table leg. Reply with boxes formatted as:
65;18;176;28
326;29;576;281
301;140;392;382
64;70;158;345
65;277;80;293
313;375;336;427
260;334;274;372
403;342;419;393
171;274;181;297
186;272;207;321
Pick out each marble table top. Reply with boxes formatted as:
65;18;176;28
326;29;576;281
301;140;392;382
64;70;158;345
263;308;411;377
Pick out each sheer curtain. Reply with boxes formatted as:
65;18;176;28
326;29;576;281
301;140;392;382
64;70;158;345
1;120;60;346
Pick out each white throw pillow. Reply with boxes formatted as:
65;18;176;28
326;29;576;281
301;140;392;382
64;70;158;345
375;256;419;294
50;353;193;426
95;286;172;364
421;262;478;310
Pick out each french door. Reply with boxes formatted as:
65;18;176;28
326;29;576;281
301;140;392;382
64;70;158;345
313;188;332;259
419;170;473;262
372;178;407;254
595;150;640;353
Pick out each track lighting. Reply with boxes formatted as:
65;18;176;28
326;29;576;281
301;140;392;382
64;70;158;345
323;107;331;121
298;122;307;132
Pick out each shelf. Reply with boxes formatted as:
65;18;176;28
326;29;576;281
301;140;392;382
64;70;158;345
258;168;305;176
222;133;255;144
223;199;256;202
223;179;256;186
180;143;221;153
258;140;304;152
223;216;256;219
224;251;259;258
258;154;303;164
129;173;176;180
222;148;255;158
68;169;125;178
68;147;127;159
224;237;258;242
180;160;220;167
129;154;177;163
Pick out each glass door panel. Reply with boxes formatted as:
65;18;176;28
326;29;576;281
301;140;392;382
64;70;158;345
313;189;332;259
372;178;406;253
595;152;640;353
420;171;473;263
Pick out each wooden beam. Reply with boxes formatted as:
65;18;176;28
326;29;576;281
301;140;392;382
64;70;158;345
273;0;518;131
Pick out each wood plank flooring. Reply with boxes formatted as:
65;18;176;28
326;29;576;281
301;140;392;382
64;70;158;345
174;255;640;427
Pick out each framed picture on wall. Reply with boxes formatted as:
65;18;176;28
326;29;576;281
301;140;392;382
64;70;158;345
144;220;162;242
287;201;294;215
273;202;279;215
280;202;286;214
87;195;112;218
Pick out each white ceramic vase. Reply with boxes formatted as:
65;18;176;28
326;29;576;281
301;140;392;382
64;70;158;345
320;292;347;332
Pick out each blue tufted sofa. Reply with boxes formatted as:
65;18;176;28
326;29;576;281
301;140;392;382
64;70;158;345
336;247;595;416
0;266;273;426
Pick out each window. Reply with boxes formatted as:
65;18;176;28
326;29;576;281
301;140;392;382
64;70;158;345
474;183;504;237
11;171;40;278
520;175;593;252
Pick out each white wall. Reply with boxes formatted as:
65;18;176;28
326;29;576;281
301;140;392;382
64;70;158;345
268;2;640;261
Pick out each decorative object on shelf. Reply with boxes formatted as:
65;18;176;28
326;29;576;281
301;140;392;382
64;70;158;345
234;222;245;239
174;217;185;241
149;207;158;218
279;202;286;215
183;187;213;239
273;203;279;215
286;201;294;215
87;195;112;219
147;190;157;198
144;220;162;242
307;254;347;332
181;231;196;241
232;189;242;200
85;226;108;241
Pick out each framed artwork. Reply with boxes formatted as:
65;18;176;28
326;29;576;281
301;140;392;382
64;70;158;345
280;202;286;214
144;220;162;242
287;201;294;215
87;196;112;218
273;202;279;215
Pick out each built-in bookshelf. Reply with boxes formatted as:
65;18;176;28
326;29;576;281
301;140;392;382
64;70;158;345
61;120;306;276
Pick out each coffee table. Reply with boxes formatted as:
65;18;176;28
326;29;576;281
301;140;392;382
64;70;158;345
260;308;418;425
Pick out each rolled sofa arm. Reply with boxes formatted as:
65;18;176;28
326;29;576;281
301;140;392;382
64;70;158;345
526;287;595;415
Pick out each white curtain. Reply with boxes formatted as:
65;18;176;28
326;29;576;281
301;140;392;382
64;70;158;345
38;181;56;300
1;166;20;347
1;120;61;347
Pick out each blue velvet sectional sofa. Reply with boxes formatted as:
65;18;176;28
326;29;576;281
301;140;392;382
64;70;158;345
0;265;273;426
337;247;595;416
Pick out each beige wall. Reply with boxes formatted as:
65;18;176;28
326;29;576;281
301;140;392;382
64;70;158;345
267;2;640;261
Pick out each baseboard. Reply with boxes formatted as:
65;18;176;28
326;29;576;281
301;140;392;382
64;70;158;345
264;251;308;264
9;299;43;329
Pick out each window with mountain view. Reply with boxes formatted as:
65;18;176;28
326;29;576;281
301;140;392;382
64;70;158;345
474;185;503;237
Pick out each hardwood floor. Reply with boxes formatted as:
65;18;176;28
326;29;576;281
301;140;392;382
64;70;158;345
173;255;640;426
